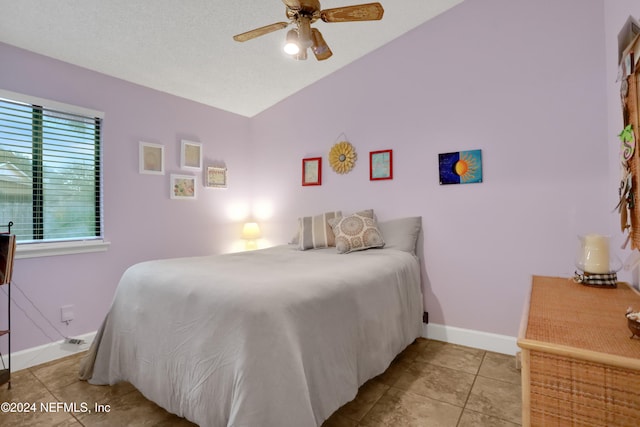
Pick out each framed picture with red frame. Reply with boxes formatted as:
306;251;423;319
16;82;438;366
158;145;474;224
302;157;322;186
369;149;393;181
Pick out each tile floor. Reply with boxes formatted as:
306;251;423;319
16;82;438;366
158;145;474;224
0;338;521;426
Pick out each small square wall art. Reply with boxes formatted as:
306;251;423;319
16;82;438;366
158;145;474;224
302;157;322;186
438;149;483;185
206;166;227;188
139;141;164;175
369;149;393;181
181;140;203;171
170;174;197;199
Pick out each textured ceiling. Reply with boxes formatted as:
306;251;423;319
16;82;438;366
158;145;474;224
0;0;463;117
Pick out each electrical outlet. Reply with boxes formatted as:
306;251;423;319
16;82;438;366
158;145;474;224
61;305;74;323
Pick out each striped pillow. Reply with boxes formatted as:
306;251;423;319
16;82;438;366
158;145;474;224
298;211;341;250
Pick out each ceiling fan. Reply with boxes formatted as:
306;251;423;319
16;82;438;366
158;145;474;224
233;0;384;61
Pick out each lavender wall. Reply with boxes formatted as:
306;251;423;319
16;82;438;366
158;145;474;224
0;42;252;352
0;0;624;354
250;0;610;337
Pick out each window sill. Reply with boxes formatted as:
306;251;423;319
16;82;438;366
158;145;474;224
16;240;111;259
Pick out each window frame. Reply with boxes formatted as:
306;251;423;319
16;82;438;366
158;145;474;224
0;89;109;259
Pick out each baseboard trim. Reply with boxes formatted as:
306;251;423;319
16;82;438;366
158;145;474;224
3;325;517;372
423;323;518;355
1;331;96;372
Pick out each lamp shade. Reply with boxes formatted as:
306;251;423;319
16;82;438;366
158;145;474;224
242;222;261;240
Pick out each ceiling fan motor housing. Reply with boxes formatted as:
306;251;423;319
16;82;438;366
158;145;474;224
285;0;322;22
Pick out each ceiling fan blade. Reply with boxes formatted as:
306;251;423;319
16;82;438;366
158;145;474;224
320;2;384;23
233;22;289;42
311;28;332;61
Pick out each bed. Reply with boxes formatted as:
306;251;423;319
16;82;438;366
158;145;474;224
80;215;424;427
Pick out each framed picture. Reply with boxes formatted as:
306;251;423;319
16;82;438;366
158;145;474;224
139;142;164;175
206;166;227;188
180;140;203;170
370;149;393;180
170;174;197;199
438;149;483;185
302;157;322;186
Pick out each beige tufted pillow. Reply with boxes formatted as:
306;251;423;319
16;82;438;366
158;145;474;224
328;210;385;254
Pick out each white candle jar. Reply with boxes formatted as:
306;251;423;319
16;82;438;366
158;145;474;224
576;234;620;274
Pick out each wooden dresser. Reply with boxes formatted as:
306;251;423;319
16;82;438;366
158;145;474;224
517;275;640;426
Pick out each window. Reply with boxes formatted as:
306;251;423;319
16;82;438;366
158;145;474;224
0;90;105;253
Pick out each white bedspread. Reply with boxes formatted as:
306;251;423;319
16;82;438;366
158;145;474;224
82;245;423;427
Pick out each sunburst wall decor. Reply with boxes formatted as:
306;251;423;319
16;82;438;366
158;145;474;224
329;141;357;174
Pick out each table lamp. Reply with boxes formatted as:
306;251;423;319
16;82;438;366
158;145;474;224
242;222;261;250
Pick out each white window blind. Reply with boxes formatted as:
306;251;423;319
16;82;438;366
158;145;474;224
0;90;104;245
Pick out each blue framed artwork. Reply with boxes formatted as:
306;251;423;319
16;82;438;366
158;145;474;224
438;149;483;185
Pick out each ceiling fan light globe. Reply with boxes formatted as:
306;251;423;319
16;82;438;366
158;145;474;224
284;29;301;55
284;42;300;55
294;48;308;60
